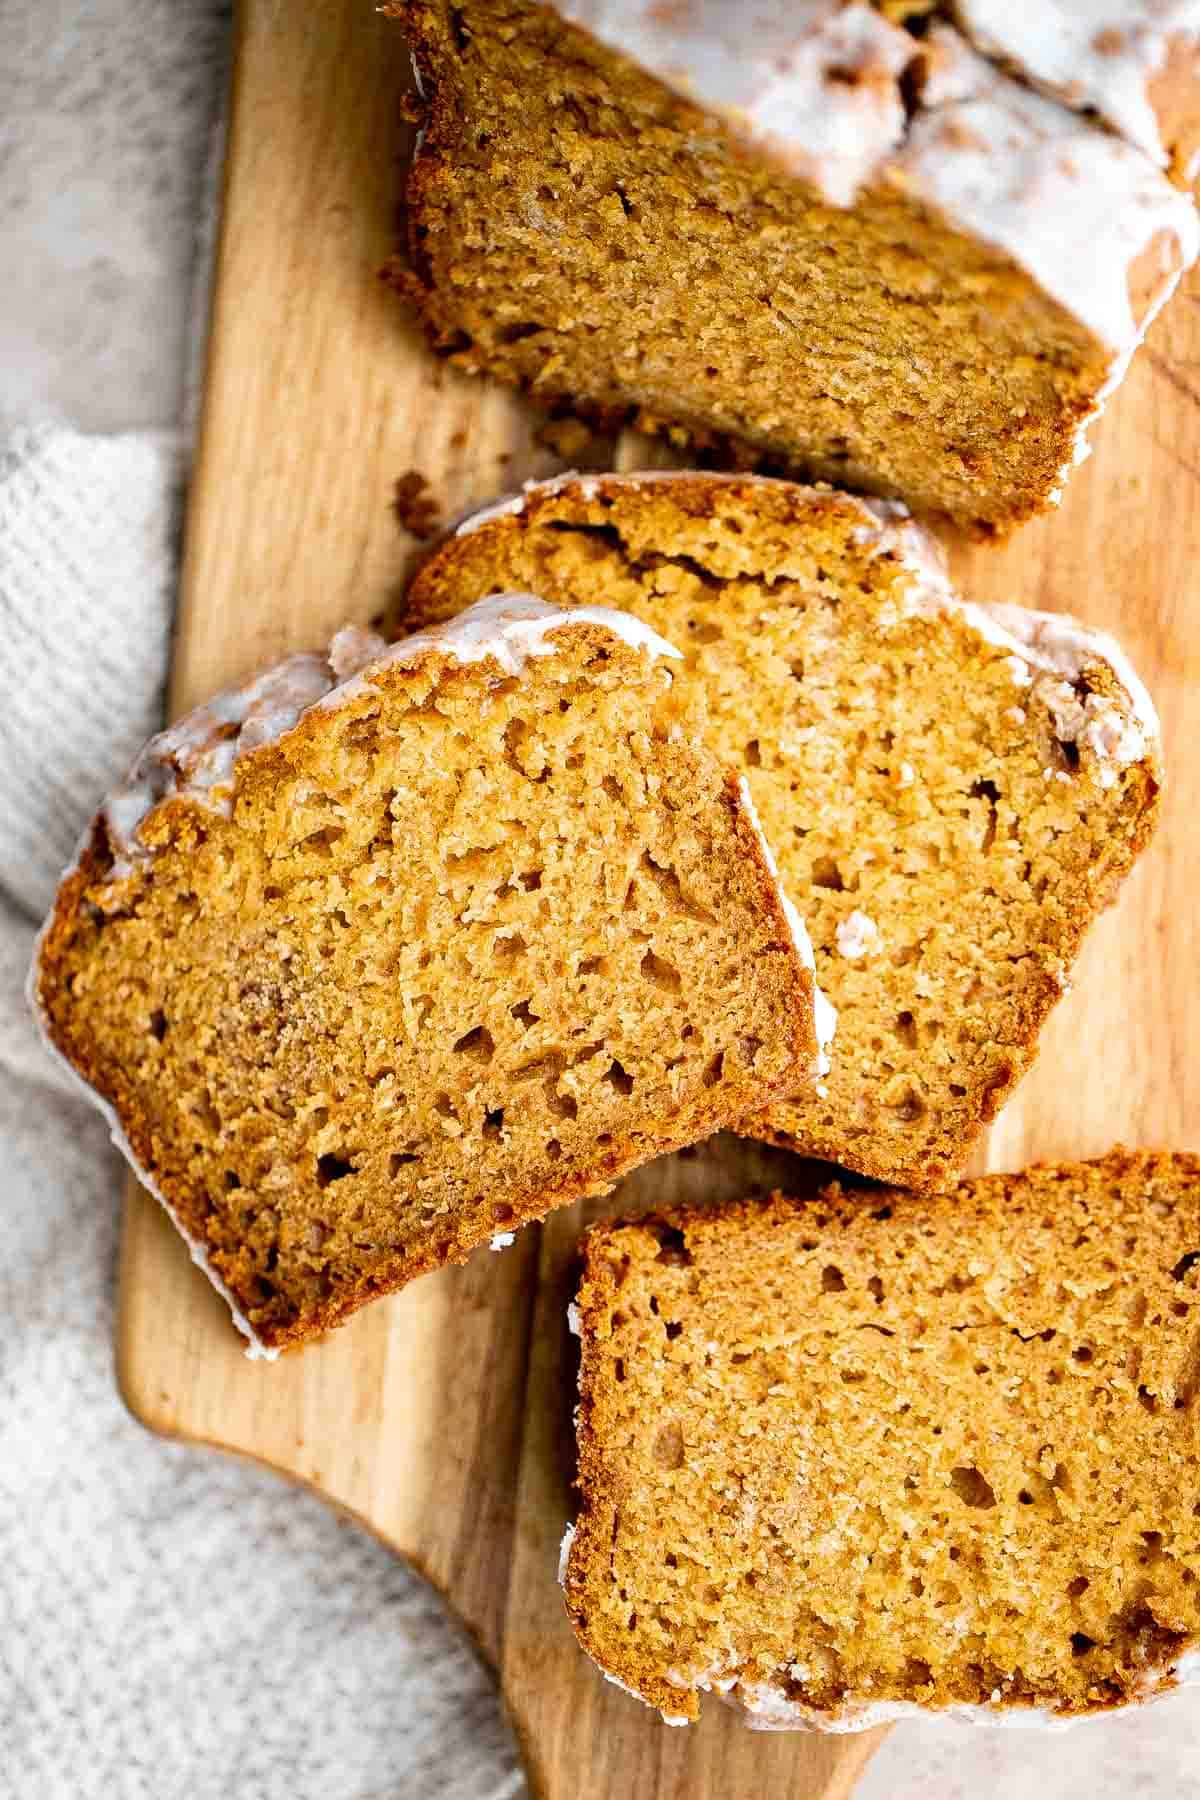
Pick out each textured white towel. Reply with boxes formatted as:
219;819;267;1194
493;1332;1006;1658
0;426;524;1800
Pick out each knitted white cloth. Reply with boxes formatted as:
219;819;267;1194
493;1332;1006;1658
0;425;524;1800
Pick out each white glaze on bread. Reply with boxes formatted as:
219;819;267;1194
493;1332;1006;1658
710;1644;1200;1732
590;1617;1200;1731
952;1;1200;171
452;474;1160;792
550;2;1198;359
556;1;913;206
95;596;682;884
906;585;1160;787
899;26;1197;352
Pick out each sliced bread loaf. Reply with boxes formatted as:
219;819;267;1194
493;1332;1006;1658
32;596;818;1355
386;0;1199;532
564;1149;1200;1727
403;473;1163;1191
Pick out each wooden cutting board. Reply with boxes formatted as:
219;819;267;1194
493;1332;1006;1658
116;2;1200;1795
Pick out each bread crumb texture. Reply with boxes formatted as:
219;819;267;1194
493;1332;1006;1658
387;0;1144;533
405;474;1162;1191
35;610;812;1351
566;1150;1200;1726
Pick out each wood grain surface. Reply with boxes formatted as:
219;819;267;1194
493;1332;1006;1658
117;2;1200;1795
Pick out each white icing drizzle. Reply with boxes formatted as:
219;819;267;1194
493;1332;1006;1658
452;472;607;535
544;4;1198;356
603;1671;649;1702
646;1644;1200;1732
100;636;387;880
835;909;881;959
899;584;1159;785
897;26;1199;353
325;592;682;702
981;601;1159;742
454;472;1158;793
716;1646;1200;1732
596;1665;692;1725
952;1;1200;168
95;596;681;884
558;1521;577;1585
729;1679;1071;1732
736;775;837;1077
555;1;913;207
577;1628;1200;1730
489;1231;516;1251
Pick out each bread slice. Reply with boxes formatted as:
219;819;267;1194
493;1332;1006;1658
32;596;818;1356
564;1149;1200;1727
385;1;1198;533
403;472;1163;1191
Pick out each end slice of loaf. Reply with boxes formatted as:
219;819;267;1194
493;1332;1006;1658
386;0;1198;532
565;1149;1200;1727
32;596;817;1355
404;472;1163;1192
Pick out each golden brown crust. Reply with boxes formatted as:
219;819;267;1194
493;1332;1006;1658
35;618;813;1351
401;471;1163;1194
384;0;1115;536
566;1149;1200;1724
